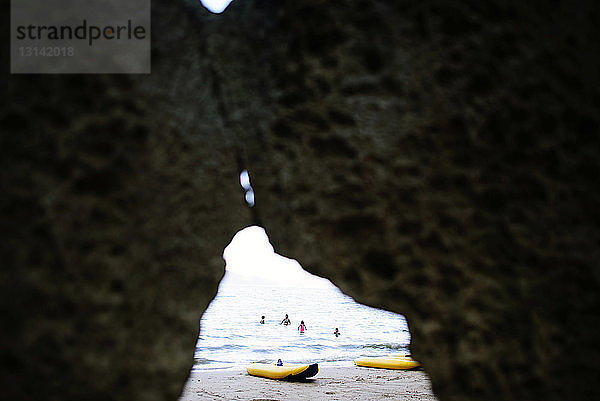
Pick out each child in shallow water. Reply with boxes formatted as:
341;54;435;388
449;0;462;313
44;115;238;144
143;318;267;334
298;320;307;333
334;327;340;337
260;316;265;324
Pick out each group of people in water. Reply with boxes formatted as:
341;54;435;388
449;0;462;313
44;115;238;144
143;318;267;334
259;314;341;337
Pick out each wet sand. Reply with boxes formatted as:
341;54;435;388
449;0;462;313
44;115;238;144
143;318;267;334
179;365;438;401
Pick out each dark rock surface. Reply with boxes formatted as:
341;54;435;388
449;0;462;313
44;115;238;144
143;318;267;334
2;0;599;400
1;3;250;400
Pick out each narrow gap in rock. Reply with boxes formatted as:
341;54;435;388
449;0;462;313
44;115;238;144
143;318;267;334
178;171;436;399
200;0;234;14
195;226;412;371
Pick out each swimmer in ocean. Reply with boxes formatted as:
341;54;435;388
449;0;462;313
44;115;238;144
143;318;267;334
280;314;291;325
334;328;340;337
260;316;265;324
298;320;307;333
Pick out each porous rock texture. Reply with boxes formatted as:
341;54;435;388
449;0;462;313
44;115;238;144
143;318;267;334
1;0;600;401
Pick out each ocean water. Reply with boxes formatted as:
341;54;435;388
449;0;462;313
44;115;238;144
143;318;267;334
193;272;410;371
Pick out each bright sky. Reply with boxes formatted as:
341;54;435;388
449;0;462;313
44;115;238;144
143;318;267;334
200;0;233;13
223;226;331;289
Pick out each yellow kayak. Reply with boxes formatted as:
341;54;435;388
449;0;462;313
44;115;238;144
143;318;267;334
354;355;420;370
246;362;319;380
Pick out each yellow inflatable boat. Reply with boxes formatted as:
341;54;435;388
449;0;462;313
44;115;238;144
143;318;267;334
354;355;420;370
246;362;319;380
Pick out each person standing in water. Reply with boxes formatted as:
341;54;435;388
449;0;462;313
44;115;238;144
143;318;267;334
260;316;265;324
298;320;307;333
334;328;340;337
280;314;291;325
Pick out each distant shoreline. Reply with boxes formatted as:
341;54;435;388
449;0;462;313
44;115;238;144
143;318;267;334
179;365;438;401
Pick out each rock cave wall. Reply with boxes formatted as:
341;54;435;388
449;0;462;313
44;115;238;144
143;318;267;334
1;1;599;400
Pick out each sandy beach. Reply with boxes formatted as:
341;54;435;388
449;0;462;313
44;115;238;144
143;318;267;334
179;365;438;401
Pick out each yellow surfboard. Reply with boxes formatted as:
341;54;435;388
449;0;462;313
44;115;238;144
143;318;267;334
246;362;319;380
354;355;420;370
